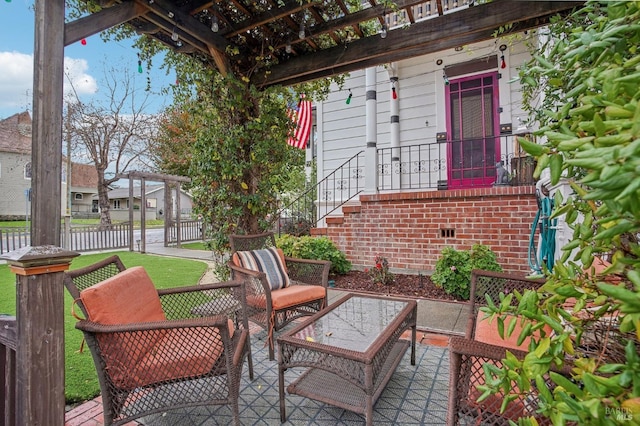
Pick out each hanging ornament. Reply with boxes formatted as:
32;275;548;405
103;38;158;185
81;39;87;45
500;55;506;69
392;86;397;100
137;53;143;74
346;89;352;105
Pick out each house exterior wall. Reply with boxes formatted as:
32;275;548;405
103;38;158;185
321;186;538;276
316;35;532;194
0;151;32;219
313;35;539;275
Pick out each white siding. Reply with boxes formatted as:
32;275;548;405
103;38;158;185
317;34;534;186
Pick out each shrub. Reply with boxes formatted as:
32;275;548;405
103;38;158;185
480;2;640;424
431;244;502;300
276;234;351;275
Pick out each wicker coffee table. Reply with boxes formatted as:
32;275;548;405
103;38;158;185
277;293;417;425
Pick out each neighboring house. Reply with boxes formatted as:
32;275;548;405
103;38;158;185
0;112;101;220
102;184;193;222
0;112;36;221
311;28;553;275
69;162;99;216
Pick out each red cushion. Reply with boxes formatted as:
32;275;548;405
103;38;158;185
113;319;235;389
469;312;551;422
79;267;167;389
246;285;325;310
475;312;550;350
80;266;166;325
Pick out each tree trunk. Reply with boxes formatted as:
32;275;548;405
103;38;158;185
96;174;112;230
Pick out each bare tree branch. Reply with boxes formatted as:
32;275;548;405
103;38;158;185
64;65;159;228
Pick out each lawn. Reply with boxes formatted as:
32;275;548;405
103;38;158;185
0;251;208;403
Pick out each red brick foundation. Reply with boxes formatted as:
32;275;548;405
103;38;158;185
321;186;538;275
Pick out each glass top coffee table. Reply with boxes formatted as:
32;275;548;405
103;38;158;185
277;293;417;426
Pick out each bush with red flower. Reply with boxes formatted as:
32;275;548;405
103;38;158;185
365;255;394;286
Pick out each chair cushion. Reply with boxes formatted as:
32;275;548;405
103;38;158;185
246;285;325;310
474;312;551;351
469;312;551;422
79;266;167;388
80;266;166;325
233;247;290;290
113;319;234;389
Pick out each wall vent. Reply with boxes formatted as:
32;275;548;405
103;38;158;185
440;228;455;238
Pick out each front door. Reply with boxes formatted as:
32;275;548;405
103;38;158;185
446;72;500;188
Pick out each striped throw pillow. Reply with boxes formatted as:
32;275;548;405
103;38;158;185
236;247;290;290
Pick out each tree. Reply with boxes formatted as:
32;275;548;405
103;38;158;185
481;2;640;424
65;65;158;228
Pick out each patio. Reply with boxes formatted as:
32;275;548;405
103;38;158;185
64;328;450;425
62;263;461;425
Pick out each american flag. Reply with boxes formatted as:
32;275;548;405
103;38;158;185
287;96;312;149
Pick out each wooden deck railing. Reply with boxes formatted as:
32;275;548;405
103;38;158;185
0;315;17;425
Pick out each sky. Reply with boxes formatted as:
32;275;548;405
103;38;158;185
0;0;176;120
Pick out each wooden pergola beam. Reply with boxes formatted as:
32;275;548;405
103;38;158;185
254;0;581;87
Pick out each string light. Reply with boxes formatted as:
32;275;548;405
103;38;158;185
171;27;179;42
81;39;87;45
285;39;292;54
346;89;352;105
211;15;219;32
137;53;143;73
392;86;397;100
500;54;506;69
380;22;387;39
443;72;450;85
298;22;305;40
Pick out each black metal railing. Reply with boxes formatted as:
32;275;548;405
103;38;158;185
377;134;534;191
275;150;365;235
269;135;536;235
317;150;365;219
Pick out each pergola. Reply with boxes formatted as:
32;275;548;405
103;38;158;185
4;0;581;424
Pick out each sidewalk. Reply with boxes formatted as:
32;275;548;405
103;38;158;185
142;243;468;336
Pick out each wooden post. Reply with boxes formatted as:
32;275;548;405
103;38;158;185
31;0;64;246
140;177;146;253
175;183;182;248
1;246;79;426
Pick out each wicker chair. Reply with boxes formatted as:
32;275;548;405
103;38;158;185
64;256;252;426
447;270;547;426
228;232;331;360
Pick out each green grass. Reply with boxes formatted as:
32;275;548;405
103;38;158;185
0;251;207;403
180;241;209;250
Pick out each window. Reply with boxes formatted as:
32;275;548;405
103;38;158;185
74;193;83;200
114;200;121;209
24;162;32;180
